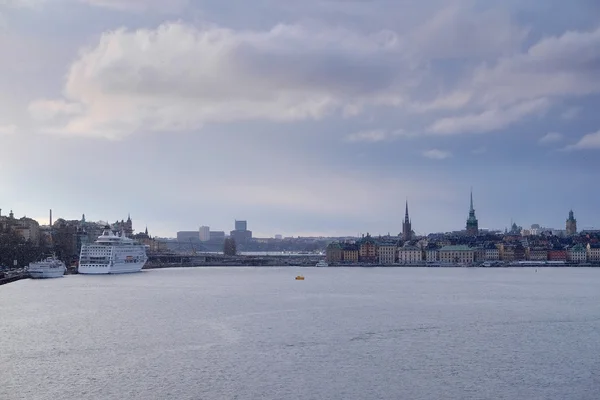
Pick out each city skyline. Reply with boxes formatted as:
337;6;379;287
1;1;599;237
1;203;593;239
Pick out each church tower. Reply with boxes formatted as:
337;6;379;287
566;210;577;236
466;189;479;236
402;200;412;241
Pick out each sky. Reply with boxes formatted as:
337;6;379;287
1;0;600;238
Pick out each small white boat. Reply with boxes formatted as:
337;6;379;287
27;256;66;279
316;260;329;267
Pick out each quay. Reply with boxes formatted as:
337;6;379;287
0;271;29;285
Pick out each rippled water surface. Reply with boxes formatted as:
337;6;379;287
1;267;599;400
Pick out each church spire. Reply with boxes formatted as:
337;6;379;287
402;199;412;241
466;188;479;236
470;188;474;212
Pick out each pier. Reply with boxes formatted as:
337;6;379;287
0;271;29;285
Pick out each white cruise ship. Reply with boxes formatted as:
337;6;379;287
27;256;66;279
78;226;148;274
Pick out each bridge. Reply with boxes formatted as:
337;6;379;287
145;252;324;268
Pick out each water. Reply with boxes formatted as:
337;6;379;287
1;267;599;400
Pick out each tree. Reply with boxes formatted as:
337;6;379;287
223;237;237;256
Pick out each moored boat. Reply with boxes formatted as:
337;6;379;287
27;256;66;279
78;225;148;274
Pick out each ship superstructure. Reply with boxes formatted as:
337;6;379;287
27;255;66;279
78;225;147;274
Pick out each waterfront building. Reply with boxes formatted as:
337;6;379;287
548;248;567;262
475;247;485;262
439;245;475;264
358;234;378;262
177;231;200;242
230;220;252;244
398;245;422;264
566;210;577;236
425;244;439;262
587;244;600;262
484;244;500;261
402;201;412;241
378;242;398;265
567;244;587;263
528;248;549;261
466;190;479;236
199;226;210;242
513;244;527;261
502;245;516;261
235;220;247;231
209;231;225;241
342;244;359;263
326;242;343;263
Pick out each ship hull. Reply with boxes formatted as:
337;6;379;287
78;261;145;275
29;270;65;279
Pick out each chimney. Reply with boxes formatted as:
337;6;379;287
49;209;52;226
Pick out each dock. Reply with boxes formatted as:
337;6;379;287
0;272;29;286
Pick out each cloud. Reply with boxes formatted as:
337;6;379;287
420;26;600;132
560;106;580;120
0;124;17;135
422;149;451;160
0;0;43;7
26;8;600;141
472;146;487;154
409;5;527;61
28;99;83;121
565;130;600;150
470;27;600;108
538;132;563;145
428;98;550;135
33;22;410;139
78;0;189;13
345;129;411;143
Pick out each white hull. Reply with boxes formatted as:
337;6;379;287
78;261;145;275
29;269;65;279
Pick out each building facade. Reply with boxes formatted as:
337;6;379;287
199;226;210;242
439;245;475;264
358;235;378;262
587;244;600;262
484;245;500;261
326;242;343;263
567;244;587;263
398;245;422;264
528;248;549;261
342;244;359;263
378;242;397;265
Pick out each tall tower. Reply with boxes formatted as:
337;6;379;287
402;200;412;241
566;210;577;236
466;189;479;236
